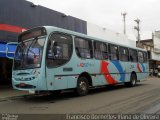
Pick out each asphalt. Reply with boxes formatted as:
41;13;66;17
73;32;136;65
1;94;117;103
0;77;160;114
0;85;29;100
0;76;157;100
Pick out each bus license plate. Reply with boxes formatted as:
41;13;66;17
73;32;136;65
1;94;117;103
29;90;35;94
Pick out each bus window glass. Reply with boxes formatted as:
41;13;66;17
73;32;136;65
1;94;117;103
119;46;129;61
19;27;47;42
138;51;144;63
129;49;138;62
109;44;118;60
94;41;108;60
47;33;73;68
14;37;45;69
143;52;148;63
75;37;93;59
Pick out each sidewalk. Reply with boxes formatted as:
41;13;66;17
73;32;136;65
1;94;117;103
0;85;29;100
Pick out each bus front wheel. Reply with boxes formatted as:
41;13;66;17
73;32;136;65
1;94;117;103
76;77;89;96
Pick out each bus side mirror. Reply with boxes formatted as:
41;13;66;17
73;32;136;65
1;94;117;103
6;42;18;59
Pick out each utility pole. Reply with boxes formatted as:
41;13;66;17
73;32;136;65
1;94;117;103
134;18;141;47
121;12;127;35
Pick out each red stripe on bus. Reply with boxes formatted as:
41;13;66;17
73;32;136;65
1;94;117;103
0;24;27;33
137;63;142;73
100;61;117;84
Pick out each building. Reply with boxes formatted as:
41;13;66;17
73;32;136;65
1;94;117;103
0;0;87;85
0;0;136;85
136;31;160;74
87;22;136;47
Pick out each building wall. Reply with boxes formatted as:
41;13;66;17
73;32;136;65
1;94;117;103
153;35;160;53
152;33;160;61
87;22;136;47
0;0;87;42
151;52;160;61
155;31;160;38
138;33;160;71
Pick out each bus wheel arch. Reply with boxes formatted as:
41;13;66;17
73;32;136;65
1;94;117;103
76;72;92;96
78;72;93;87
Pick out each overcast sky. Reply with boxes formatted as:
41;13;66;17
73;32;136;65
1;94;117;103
27;0;160;40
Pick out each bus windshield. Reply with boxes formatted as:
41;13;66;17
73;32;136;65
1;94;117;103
14;37;46;70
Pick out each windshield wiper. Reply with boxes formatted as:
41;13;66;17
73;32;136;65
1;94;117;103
26;37;38;58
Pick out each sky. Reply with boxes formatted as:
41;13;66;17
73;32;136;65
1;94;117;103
27;0;160;40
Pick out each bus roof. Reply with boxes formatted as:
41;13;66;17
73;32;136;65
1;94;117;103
30;26;147;52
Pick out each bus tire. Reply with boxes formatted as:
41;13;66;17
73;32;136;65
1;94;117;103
76;77;89;96
126;73;137;87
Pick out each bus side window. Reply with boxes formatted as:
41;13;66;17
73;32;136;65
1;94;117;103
129;49;138;62
52;42;63;59
47;33;73;68
138;51;144;63
130;56;133;62
119;46;129;61
75;37;93;59
108;44;118;60
143;51;148;63
94;41;108;60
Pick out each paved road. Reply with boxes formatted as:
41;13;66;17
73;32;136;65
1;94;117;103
0;77;160;114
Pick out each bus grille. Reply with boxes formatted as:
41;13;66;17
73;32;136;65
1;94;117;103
15;84;36;89
14;77;35;81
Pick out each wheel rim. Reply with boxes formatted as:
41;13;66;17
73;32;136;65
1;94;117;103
131;75;136;86
79;81;87;94
132;78;136;85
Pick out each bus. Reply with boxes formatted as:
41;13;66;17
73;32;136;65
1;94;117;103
12;26;149;96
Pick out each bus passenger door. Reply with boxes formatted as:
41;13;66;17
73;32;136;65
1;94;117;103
45;33;73;90
45;41;68;90
45;66;68;91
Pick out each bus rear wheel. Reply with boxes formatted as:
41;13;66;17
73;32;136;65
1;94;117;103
76;77;89;96
125;73;137;87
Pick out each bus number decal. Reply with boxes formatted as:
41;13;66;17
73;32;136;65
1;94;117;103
77;63;94;68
